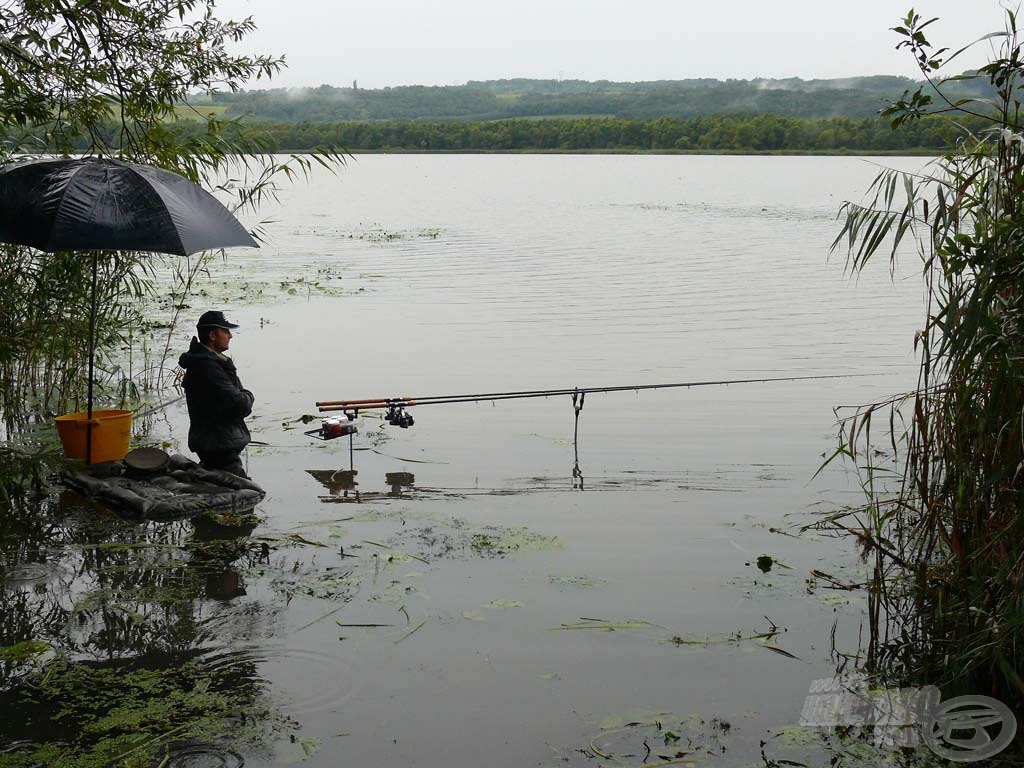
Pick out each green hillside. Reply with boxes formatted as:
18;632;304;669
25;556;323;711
189;75;993;122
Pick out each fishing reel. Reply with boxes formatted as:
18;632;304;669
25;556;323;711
385;403;414;428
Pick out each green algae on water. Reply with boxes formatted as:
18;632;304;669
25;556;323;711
0;657;284;768
470;527;563;557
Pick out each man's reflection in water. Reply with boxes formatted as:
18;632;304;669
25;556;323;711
190;511;259;601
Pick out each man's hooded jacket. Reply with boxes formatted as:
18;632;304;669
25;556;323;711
178;337;254;456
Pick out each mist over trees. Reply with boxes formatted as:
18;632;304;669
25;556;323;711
174;75;992;153
195;75;994;122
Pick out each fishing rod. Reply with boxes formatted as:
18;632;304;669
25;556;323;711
316;373;874;413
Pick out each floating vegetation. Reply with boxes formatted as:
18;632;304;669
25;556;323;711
173;268;352;305
274;734;321;764
565;711;734;767
758;721;961;768
463;598;524;621
394;617;428;644
324;511;566;562
0;656;283;768
469;528;563;557
561;707;956;768
552;619;662;632
758;642;802;660
267;564;360;602
548;575;607;589
0;641;53;690
256;533;329;549
347;225;442;243
726;574;781;596
596;709;674;732
0;640;51;664
481;597;523;609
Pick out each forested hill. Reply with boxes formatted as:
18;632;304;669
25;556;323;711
194;76;992;121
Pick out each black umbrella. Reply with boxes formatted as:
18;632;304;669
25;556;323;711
0;156;258;461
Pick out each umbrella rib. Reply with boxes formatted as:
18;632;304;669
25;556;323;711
122;164;187;255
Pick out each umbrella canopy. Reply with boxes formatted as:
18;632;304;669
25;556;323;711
0;156;257;255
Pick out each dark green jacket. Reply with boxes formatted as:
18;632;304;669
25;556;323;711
178;337;254;455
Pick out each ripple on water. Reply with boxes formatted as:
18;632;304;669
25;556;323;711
165;745;244;768
195;601;281;641
198;644;360;717
3;561;71;587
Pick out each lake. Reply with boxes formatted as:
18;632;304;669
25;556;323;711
2;154;930;766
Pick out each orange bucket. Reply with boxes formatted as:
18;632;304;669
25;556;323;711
55;409;132;464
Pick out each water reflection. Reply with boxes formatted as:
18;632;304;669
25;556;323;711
307;468;360;502
308;465;422;501
0;488;301;766
0;647;269;767
164;743;246;768
385;471;415;497
190;513;260;601
0;155;940;767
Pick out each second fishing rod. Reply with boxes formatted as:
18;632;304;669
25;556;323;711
316;372;870;414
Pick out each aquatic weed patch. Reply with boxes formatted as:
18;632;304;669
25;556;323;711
268;563;361;601
0;657;280;768
469;527;564;557
319;506;562;562
556;711;736;767
558;711;950;768
463;597;524;621
759;722;967;768
548;574;607;589
346;224;442;243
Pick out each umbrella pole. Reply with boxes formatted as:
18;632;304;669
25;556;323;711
86;252;97;464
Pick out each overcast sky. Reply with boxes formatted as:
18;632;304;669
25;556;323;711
214;1;1009;89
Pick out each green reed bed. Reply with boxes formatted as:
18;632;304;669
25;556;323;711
820;9;1024;706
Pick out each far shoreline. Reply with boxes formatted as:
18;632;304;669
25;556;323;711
277;147;946;157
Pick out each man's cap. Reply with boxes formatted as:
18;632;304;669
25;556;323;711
196;310;239;330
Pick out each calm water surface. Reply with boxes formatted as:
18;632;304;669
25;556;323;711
8;155;932;766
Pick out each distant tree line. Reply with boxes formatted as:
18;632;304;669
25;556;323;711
167;114;974;153
195;76;994;122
